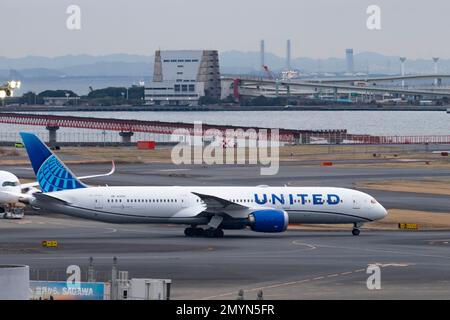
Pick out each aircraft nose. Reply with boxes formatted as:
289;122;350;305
377;204;388;219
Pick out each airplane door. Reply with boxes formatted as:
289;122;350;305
352;196;360;209
92;194;105;210
181;194;189;208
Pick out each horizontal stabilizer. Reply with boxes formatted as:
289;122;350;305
33;192;68;206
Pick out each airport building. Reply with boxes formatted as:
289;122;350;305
145;50;221;106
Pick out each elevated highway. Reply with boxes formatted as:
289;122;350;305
223;75;450;99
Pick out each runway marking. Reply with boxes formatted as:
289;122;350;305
327;274;339;278
290;239;449;262
372;262;415;268
291;241;318;251
427;239;450;246
201;279;312;300
201;263;413;300
202;267;366;300
296;242;450;261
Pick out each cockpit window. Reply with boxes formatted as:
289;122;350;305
2;181;19;187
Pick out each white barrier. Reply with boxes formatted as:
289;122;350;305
0;265;30;300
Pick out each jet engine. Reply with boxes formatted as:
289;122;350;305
248;209;289;233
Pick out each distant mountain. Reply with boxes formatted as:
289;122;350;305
0;52;449;79
61;62;152;77
0;54;151;69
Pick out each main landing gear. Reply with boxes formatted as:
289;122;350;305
184;227;224;238
352;223;362;236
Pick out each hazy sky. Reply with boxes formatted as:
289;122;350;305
1;0;449;59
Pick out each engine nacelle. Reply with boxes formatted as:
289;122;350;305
0;171;21;204
248;209;289;233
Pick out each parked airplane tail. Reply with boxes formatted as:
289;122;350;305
20;132;87;193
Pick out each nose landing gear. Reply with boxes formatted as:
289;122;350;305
352;223;363;236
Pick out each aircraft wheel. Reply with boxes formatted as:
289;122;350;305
214;229;224;238
204;229;215;238
184;227;195;237
194;228;205;237
352;228;360;236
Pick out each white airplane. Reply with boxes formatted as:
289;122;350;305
14;132;387;237
0;170;34;218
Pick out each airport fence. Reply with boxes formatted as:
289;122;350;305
0;130;173;144
0;129;449;150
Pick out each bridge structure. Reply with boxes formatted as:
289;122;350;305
0;112;350;145
0;112;448;146
223;74;450;100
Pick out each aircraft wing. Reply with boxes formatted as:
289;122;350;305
191;192;250;215
74;160;116;180
20;161;116;190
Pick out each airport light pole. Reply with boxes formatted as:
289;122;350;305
0;80;22;106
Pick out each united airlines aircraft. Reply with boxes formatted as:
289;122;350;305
13;132;387;237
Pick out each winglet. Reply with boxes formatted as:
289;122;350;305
77;160;116;180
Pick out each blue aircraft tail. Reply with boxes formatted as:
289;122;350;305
20;132;87;193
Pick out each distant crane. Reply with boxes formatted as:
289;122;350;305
261;66;283;97
263;65;275;80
